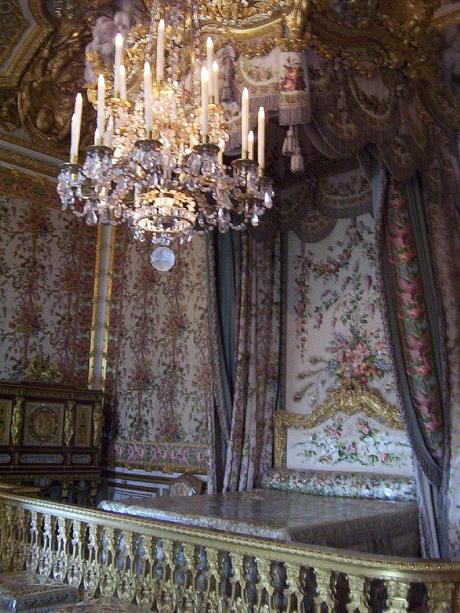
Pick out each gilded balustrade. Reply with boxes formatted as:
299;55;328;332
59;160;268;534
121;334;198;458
0;491;459;612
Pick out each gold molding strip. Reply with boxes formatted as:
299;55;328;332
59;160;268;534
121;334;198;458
88;225;116;391
0;146;59;179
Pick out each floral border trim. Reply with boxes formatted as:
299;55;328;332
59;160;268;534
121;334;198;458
260;468;416;502
109;439;209;474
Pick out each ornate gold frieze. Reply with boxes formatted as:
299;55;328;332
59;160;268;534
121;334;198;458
0;0;53;89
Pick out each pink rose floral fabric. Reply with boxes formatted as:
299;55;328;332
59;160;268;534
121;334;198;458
385;180;444;463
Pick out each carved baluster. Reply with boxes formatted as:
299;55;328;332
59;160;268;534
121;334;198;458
256;558;273;610
38;513;55;578
205;548;218;605
385;579;410;613
83;524;100;599
136;535;156;608
228;551;245;609
117;529;136;602
158;538;175;612
100;526;117;596
314;569;334;612
13;507;27;571
285;563;303;613
1;506;14;570
426;582;456;613
53;516;70;582
67;520;84;588
26;511;39;573
346;575;367;612
182;543;195;589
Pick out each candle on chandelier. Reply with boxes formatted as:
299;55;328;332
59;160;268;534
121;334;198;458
241;87;249;159
206;37;213;98
119;65;127;100
248;130;254;160
94;127;101;146
144;61;153;134
156;18;165;82
74;92;82;131
201;66;209;137
70;114;78;162
212;60;219;102
114;33;123;95
97;74;105;135
258;106;265;171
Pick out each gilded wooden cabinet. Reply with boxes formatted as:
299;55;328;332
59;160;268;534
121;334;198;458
0;382;105;503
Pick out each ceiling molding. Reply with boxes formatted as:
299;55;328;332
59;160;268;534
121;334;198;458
0;0;53;89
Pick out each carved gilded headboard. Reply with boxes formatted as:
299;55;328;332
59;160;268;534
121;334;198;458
274;384;404;469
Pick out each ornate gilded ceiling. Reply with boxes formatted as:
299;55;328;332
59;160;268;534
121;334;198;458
0;0;458;185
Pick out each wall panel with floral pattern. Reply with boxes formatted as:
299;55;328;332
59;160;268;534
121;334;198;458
285;213;414;476
106;232;212;474
0;194;96;384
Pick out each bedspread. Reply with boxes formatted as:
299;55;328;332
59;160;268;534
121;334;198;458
99;489;419;556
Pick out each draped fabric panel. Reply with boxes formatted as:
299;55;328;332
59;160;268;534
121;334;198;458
374;169;450;557
207;230;282;493
205;232;240;492
421;153;460;557
223;233;281;492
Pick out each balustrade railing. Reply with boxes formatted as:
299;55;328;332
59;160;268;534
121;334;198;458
0;491;459;612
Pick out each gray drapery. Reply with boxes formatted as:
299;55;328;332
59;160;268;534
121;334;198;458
371;163;450;557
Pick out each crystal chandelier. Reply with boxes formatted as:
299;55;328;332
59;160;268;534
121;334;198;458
57;0;274;268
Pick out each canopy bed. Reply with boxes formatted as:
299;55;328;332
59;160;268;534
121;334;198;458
99;384;420;557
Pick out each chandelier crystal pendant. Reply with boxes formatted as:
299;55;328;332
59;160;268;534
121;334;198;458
57;0;274;267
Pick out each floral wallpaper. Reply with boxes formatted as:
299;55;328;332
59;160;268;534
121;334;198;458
285;213;413;476
106;231;212;473
0;192;96;384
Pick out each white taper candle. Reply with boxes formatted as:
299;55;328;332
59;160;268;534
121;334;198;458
206;37;213;98
248;130;254;160
74;93;82;131
212;60;219;102
201;66;209;137
70;113;78;161
156;19;165;82
97;74;105;135
119;65;127;100
241;87;249;159
258;106;265;171
94;127;101;146
114;33;123;95
144;61;153;134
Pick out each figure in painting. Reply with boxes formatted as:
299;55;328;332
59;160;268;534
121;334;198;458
281;57;306;92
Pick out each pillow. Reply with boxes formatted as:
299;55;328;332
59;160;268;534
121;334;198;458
260;468;416;502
